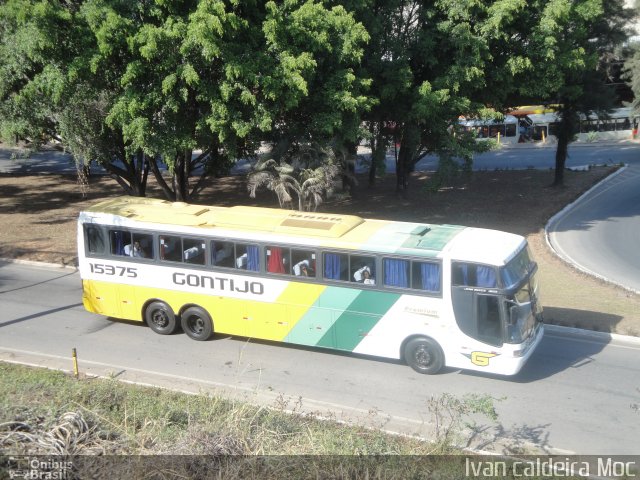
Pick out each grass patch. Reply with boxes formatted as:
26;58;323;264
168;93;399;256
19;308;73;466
0;362;451;455
2;363;594;479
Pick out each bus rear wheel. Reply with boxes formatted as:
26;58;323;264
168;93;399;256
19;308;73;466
404;337;444;375
181;306;213;341
145;301;178;335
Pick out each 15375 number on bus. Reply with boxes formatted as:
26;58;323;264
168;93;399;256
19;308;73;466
89;263;138;278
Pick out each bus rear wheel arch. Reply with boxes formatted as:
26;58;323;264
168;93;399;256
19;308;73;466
403;336;445;375
144;300;178;335
180;306;214;341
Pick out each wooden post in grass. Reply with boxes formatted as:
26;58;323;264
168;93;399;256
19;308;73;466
72;348;79;379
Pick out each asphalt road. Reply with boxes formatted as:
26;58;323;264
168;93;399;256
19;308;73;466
547;163;640;293
1;262;639;455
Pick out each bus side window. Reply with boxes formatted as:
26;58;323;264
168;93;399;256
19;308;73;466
351;255;376;285
211;241;235;268
85;226;106;254
323;252;349;281
452;263;474;286
183;237;205;265
292;249;316;277
109;230;131;256
266;246;291;275
452;263;497;288
160;235;181;262
383;258;409;288
412;261;441;292
235;243;260;271
129;233;153;259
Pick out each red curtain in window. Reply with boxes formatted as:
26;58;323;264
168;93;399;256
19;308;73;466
267;247;285;273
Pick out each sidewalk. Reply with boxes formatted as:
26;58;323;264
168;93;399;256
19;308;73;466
499;137;640;150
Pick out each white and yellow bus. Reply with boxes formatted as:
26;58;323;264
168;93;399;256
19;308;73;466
78;197;544;375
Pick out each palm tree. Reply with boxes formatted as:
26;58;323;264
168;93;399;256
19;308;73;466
247;144;343;211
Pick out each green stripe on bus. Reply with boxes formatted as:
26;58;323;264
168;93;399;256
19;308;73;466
317;290;401;351
287;287;361;347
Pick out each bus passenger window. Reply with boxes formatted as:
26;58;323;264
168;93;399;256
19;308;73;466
159;235;181;262
323;253;348;281
292;249;316;277
109;230;131;256
411;261;441;292
85;226;106;254
235;244;260;271
351;255;376;285
383;258;409;288
183;238;205;265
452;263;497;288
266;246;290;274
211;241;234;268
128;233;153;259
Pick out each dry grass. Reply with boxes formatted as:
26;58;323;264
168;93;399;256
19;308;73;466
1;167;639;336
0;363;479;477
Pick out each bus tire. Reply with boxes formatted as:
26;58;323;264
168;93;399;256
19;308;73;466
145;301;178;335
180;306;214;341
404;337;444;375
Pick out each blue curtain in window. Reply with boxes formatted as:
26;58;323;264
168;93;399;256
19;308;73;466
459;264;469;286
113;231;125;255
421;263;441;292
246;246;260;271
384;259;409;288
477;266;497;287
324;253;341;280
501;267;519;287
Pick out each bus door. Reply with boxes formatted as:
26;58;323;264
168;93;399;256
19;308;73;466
451;287;504;348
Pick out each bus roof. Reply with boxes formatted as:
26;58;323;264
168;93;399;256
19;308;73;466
459;114;517;126
82;196;522;263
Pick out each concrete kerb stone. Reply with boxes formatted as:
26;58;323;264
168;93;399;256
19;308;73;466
0;257;78;271
544;323;640;348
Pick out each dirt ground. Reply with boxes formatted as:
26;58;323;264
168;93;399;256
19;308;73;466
1;166;639;336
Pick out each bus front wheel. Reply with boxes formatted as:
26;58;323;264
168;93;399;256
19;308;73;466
404;337;444;375
145;301;178;335
181;306;213;341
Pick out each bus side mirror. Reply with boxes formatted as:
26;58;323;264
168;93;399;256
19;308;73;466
504;300;518;325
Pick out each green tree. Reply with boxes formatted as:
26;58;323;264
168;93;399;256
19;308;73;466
250;1;371;185
345;0;534;193
0;0;160;196
522;0;633;186
0;0;370;202
623;2;640;115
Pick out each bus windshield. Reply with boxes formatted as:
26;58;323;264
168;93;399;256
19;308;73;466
501;246;533;289
501;246;541;343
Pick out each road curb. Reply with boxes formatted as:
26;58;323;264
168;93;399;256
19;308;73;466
544;324;640;347
0;257;77;271
544;165;640;295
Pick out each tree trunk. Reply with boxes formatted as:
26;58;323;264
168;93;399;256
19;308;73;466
396;122;420;196
102;148;149;197
149;156;176;201
553;131;568;187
